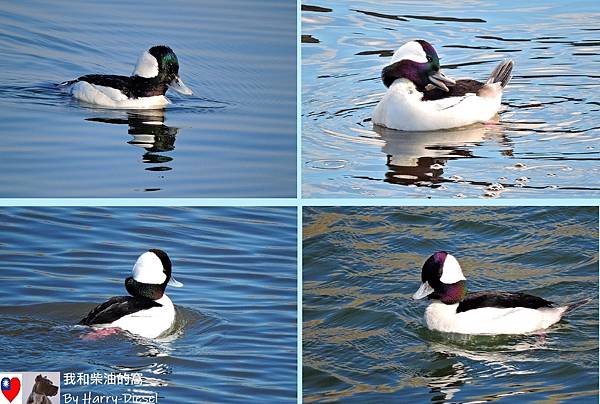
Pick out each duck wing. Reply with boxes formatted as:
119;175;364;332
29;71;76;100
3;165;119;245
457;291;554;313
423;60;513;101
79;296;161;326
77;74;133;98
422;79;484;101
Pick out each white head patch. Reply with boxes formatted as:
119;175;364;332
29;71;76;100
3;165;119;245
388;41;427;66
440;253;466;284
132;251;166;284
132;50;159;78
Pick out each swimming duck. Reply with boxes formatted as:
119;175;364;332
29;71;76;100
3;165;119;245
62;46;192;108
412;251;588;334
79;249;183;338
372;40;513;131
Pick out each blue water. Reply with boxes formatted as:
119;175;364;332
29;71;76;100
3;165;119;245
0;0;296;197
303;206;598;402
0;207;297;403
302;0;600;198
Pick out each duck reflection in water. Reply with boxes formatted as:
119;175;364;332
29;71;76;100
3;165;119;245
373;120;511;187
419;337;548;402
86;109;179;171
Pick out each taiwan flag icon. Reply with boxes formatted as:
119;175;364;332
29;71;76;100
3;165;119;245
0;374;22;404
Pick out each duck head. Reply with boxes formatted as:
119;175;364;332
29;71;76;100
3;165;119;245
125;248;183;300
412;251;467;304
133;45;193;95
381;40;455;92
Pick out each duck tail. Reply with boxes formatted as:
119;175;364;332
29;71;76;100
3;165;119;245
563;298;592;314
485;60;513;88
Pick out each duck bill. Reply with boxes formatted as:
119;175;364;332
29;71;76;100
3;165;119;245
429;70;455;92
412;282;434;300
168;76;193;95
168;276;184;287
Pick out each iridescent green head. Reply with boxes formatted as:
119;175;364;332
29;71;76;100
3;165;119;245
132;45;193;96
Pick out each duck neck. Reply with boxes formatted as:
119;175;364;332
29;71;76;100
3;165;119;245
125;277;165;300
130;75;169;97
430;280;467;305
382;60;429;91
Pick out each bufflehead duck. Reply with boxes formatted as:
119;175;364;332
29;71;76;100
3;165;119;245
372;40;513;131
79;249;183;338
62;46;193;108
412;251;588;335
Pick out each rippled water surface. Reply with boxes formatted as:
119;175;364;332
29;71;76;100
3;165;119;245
302;1;600;198
0;0;296;197
0;207;297;402
303;207;598;402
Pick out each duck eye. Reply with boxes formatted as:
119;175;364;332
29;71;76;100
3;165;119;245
427;55;433;63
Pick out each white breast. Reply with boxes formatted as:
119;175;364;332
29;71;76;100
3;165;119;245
372;79;502;131
106;295;176;339
424;301;567;335
70;81;170;109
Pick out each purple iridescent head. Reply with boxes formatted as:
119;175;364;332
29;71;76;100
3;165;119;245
381;40;455;92
412;251;467;304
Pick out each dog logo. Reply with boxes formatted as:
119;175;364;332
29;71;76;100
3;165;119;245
1;375;21;403
26;375;58;404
